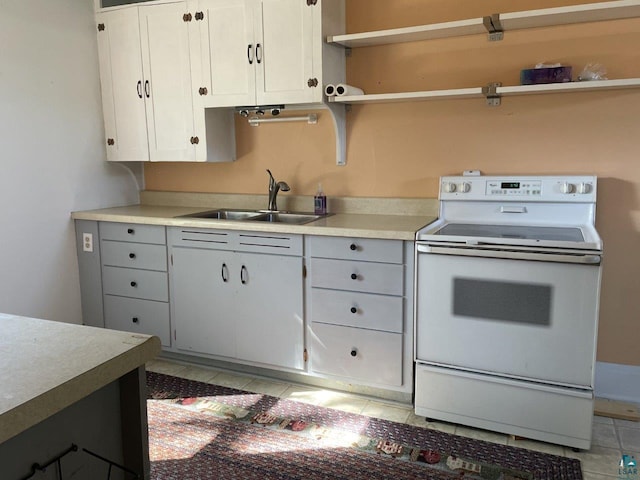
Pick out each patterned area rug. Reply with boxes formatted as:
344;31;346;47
146;372;583;480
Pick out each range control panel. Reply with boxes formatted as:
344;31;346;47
439;175;597;202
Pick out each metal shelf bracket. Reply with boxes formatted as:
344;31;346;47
483;14;504;41
483;82;502;106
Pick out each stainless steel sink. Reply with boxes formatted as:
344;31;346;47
179;209;263;221
178;209;327;225
251;212;324;225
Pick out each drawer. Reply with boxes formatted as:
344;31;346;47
415;364;593;449
308;236;403;264
102;266;168;302
104;295;171;347
311;289;403;333
101;240;167;271
100;222;166;244
309;323;403;387
310;258;404;296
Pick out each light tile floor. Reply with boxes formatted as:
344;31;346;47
147;359;639;479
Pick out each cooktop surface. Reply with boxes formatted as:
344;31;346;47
434;223;585;242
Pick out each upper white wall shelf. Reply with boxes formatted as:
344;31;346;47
328;78;640;105
327;0;640;48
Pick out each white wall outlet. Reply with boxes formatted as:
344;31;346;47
83;233;93;253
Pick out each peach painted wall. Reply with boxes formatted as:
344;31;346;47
145;1;640;366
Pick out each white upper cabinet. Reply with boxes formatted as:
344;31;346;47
191;0;341;108
97;7;150;161
139;3;196;161
96;2;235;162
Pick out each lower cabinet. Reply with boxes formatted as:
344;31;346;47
100;222;172;347
169;227;304;371
305;235;414;392
75;220;413;396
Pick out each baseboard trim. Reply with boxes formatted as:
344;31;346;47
594;362;640;404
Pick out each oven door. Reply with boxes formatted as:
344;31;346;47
415;243;601;387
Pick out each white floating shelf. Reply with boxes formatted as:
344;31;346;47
497;78;640;96
327;79;640;106
326;0;640;49
500;0;640;31
328;88;485;104
327;18;487;48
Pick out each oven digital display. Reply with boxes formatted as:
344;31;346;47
501;182;520;189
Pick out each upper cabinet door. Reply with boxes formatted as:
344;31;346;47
255;0;318;105
96;8;149;162
139;3;196;161
192;0;256;107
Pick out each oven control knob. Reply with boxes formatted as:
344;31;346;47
577;182;592;194
560;182;575;194
458;182;471;193
443;182;457;193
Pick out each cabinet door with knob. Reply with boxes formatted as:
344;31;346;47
96;2;199;162
190;0;324;108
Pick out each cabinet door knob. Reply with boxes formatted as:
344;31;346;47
144;80;150;98
195;11;204;21
130;281;137;287
136;80;142;99
190;136;200;145
256;43;262;64
127;228;134;234
106;138;115;146
349;243;357;251
129;253;136;259
132;317;139;324
350;273;358;280
198;86;208;96
350;348;357;357
350;307;357;314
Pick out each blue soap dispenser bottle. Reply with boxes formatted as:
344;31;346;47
314;183;327;215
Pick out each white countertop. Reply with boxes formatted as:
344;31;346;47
71;204;437;241
0;314;161;444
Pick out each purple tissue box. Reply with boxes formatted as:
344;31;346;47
520;66;572;85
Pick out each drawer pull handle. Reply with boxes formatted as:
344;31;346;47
221;263;229;283
350;348;357;357
350;243;357;251
350;307;357;314
129;253;136;259
132;317;139;324
127;228;134;234
130;281;137;287
350;273;358;280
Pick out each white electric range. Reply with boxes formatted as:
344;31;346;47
414;175;602;450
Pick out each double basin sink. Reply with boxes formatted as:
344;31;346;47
179;209;327;225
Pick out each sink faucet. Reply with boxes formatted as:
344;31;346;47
266;169;290;211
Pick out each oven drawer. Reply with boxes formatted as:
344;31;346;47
104;295;171;347
310;258;404;296
308;236;403;264
102;266;168;302
310;289;403;333
100;222;166;244
101;240;167;271
414;364;593;449
309;323;403;387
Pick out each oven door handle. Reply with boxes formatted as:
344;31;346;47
416;244;601;265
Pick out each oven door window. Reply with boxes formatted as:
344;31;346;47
453;278;552;326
